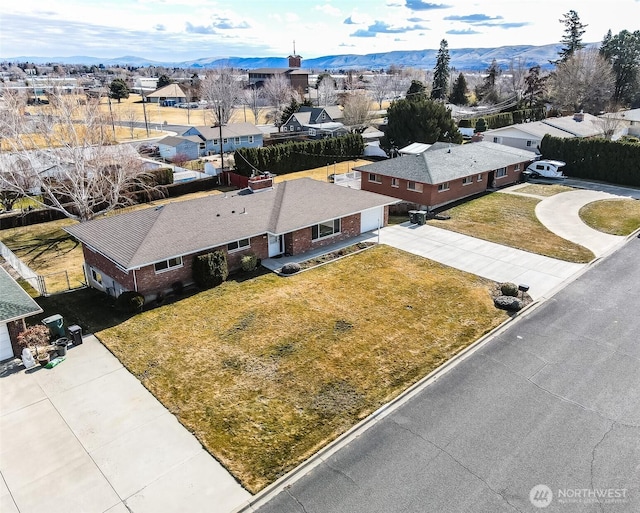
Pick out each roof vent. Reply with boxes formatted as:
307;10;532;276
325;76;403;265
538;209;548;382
241;207;247;214
155;205;164;211
231;210;236;213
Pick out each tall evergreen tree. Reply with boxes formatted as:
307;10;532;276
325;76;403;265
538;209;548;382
431;39;450;100
600;29;640;105
556;10;587;64
449;73;468;105
475;60;502;104
109;78;129;103
523;65;548;108
157;74;172;88
406;80;427;102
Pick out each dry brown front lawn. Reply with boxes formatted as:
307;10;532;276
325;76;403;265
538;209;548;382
98;245;507;492
428;192;594;263
515;184;574;196
579;199;640;235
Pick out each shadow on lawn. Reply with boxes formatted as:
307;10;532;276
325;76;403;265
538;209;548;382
32;266;271;333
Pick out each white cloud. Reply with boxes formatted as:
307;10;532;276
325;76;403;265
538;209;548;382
315;4;341;16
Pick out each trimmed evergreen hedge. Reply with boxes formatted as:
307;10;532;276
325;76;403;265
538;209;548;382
540;135;640;186
234;134;365;177
466;107;546;130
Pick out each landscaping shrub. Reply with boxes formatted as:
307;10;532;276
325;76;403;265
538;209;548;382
171;281;184;295
240;253;258;272
193;250;228;288
494;295;523;311
150;167;173;186
116;291;145;313
500;282;519;297
281;262;301;275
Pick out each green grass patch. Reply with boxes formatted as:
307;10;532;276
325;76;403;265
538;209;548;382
579;199;640;236
95;245;507;492
428;192;594;263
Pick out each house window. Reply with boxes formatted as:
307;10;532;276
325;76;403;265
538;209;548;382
282;126;288;132
90;268;102;285
437;182;450;192
391;177;399;188
369;173;381;183
515;163;521;171
477;174;483;182
309;128;316;136
312;219;341;240
234;137;240;144
227;238;250;252
321;113;326;120
462;176;473;185
526;140;533;147
213;139;218;145
493;137;499;143
407;181;423;192
290;125;294;131
223;138;228;144
496;167;507;178
154;256;183;273
248;135;254;143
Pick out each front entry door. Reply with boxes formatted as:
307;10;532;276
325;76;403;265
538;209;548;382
268;234;283;257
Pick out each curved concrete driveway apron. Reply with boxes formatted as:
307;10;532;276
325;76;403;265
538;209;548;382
535;190;626;257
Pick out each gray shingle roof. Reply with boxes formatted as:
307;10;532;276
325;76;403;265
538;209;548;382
185;123;262;140
355;141;536;184
65;178;398;269
0;267;43;323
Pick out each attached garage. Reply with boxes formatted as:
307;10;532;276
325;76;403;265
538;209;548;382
0;267;43;362
360;206;385;233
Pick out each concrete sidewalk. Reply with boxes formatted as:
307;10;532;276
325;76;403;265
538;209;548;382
534;190;626;257
0;335;250;513
365;224;584;300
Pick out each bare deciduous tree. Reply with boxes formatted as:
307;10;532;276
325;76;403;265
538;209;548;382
119;104;139;139
262;74;297;130
243;86;265;125
200;68;243;125
368;75;392;110
550;48;614;113
317;77;338;106
0;90;159;222
342;91;372;128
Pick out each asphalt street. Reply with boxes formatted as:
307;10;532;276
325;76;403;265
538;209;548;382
255;236;640;513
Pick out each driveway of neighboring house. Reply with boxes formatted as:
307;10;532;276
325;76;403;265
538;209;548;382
0;335;250;513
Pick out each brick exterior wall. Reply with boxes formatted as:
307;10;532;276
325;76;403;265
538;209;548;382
82;235;270;299
284;213;361;255
361;163;525;209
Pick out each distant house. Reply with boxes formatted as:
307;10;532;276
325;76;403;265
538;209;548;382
355;141;536;210
144;83;187;105
248;54;310;93
281;106;347;138
599;108;640;138
65;178;398;300
182;123;263;154
0;266;43;362
157;135;201;161
485;112;605;153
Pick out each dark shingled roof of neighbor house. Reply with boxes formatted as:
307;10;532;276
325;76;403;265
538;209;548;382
64;178;398;270
0;267;43;323
355;141;537;184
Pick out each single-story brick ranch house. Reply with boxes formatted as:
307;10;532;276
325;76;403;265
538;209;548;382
0;266;43;362
355;141;537;210
65;178;398;300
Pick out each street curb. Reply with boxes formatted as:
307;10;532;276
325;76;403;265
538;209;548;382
230;296;541;512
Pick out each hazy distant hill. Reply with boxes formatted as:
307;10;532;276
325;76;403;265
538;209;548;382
6;43;598;71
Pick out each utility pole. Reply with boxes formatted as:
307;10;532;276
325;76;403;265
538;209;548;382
140;89;150;137
217;104;224;172
107;95;116;140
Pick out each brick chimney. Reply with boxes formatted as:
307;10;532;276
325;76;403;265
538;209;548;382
573;111;584;122
248;174;274;192
470;132;484;143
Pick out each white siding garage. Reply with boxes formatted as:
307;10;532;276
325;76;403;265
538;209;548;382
360;207;384;233
0;323;13;361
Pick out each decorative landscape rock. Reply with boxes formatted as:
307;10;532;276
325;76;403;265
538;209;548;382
494;295;523;311
281;262;301;275
500;282;519;297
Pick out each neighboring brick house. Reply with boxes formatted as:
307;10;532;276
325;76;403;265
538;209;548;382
65;178;397;300
0;266;43;361
248;54;310;93
356;141;536;210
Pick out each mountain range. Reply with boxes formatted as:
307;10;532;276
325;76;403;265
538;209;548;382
5;43;598;71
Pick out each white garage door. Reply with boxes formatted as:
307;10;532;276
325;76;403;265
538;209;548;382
0;323;14;361
360;207;383;233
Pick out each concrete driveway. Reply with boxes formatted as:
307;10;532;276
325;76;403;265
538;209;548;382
0;335;250;513
365;224;584;300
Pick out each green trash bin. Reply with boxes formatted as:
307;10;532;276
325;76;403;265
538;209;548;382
42;314;65;339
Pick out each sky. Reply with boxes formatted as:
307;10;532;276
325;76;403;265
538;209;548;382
1;0;638;62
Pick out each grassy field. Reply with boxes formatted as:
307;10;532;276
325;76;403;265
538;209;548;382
97;245;507;492
515;184;575;197
428;192;595;263
579;199;640;235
